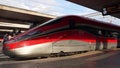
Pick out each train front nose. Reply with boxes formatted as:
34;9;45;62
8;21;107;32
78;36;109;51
2;44;14;57
2;42;37;58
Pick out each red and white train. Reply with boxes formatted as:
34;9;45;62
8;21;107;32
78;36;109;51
3;15;120;59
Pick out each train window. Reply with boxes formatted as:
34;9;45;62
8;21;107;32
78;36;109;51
27;30;41;36
24;30;41;38
78;25;99;36
96;30;120;38
16;30;42;41
111;32;119;38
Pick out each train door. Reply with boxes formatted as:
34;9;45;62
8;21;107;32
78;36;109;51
95;30;102;50
95;30;108;50
95;30;118;50
96;37;108;50
117;33;120;48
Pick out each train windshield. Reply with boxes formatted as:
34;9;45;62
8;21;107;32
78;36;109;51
9;16;63;43
16;29;42;42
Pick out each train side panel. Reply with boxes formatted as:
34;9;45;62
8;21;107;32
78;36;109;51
107;38;117;49
6;42;52;58
52;40;92;53
51;29;96;53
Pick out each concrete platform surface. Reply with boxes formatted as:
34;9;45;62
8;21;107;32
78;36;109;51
0;49;120;68
0;45;2;53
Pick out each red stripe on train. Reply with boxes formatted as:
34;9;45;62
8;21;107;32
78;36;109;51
5;30;117;50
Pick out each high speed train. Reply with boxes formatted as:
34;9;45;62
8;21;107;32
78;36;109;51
3;15;120;59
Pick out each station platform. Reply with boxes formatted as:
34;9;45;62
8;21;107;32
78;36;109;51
0;48;120;68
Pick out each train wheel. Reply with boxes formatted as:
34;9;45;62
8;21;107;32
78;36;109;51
58;51;65;57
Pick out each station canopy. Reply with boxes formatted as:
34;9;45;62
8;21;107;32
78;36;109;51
68;0;120;18
0;5;56;39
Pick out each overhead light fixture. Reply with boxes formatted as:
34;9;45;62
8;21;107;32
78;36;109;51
102;4;120;16
0;29;25;32
0;22;30;28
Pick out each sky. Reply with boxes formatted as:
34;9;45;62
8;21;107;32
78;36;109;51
0;0;120;25
0;0;96;15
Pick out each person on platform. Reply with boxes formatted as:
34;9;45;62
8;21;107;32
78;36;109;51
3;33;9;44
16;29;22;35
